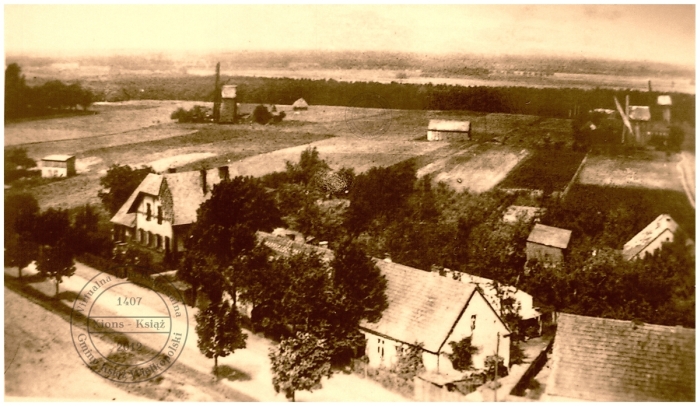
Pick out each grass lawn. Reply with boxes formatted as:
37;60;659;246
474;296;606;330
564;184;695;237
499;149;586;191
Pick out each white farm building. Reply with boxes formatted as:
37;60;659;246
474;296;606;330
427;119;471;141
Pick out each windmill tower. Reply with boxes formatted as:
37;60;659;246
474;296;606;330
657;95;672;124
614;96;634;144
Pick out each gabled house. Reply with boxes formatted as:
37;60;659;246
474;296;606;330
111;166;231;259
545;313;694;402
526;224;571;266
256;232;511;374
622;214;680;260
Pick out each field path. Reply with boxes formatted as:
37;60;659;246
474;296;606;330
677;151;695;209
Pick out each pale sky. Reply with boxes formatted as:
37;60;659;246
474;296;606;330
4;4;696;67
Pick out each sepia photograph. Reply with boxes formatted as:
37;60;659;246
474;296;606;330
3;4;695;402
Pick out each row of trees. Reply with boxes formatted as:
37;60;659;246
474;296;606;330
260;147;694;329
95;74;696;126
5;147;38;184
6;63;97;119
5;194;111;296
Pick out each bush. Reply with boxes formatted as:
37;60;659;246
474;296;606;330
171;105;211;123
252;105;273;124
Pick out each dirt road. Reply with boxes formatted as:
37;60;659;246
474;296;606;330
5;264;410;402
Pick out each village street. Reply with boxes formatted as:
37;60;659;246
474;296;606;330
4;263;410;402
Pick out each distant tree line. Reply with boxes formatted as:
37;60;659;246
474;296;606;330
12;51;694;78
94;74;695;126
5;63;96;119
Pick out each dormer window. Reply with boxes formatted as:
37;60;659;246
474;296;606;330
157;206;163;224
146;203;152;221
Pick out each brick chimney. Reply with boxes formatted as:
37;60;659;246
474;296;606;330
200;169;207;195
218;165;230;181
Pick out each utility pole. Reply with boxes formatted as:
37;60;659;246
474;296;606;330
213;62;221;123
494;332;500;402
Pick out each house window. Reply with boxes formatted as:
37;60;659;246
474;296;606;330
139;229;145;243
156;234;162;250
147;231;153;247
157;206;163;224
471;314;477;330
146;203;152;221
165;236;170;252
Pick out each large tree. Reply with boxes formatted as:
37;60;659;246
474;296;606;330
98;164;155;215
36;240;76;297
195;301;247;376
5;233;38;279
269;332;332;402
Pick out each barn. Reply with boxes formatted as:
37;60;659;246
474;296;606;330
427;119;471;141
219;85;238;123
40;155;76;178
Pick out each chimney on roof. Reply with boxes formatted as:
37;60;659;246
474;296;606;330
218;165;230;181
200;168;207;195
167;167;177;173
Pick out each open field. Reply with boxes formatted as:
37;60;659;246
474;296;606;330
8;100;574;210
4;100;202;146
578;152;686;192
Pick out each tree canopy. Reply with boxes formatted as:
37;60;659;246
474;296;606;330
98;164;155;216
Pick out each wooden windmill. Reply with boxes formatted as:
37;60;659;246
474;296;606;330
613;96;634;144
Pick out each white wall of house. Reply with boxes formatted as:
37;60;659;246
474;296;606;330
363;330;444;373
135;194;174;250
634;229;675;260
443;292;510;371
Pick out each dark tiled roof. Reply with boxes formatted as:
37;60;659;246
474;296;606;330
366;260;477;353
547;313;695;402
527;224;571;249
257;232;480;354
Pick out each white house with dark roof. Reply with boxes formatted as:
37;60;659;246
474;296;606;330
111;166;232;258
545;313;694;402
41;154;76;178
526;224;571;266
622;214;680;261
256;231;511;374
427;119;471;141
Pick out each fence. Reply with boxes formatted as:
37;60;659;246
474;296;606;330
509;338;554;397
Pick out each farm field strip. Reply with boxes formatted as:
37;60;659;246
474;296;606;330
432;146;530;193
577;154;686;192
5;100;202;146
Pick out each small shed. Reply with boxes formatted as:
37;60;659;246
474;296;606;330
427;119;471;141
219;85;238;123
41;155;76;178
526;224;571;266
292;98;309;111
